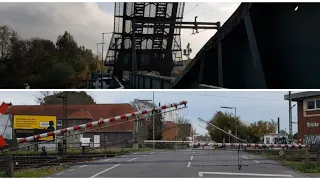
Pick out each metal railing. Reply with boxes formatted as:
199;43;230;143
129;73;175;89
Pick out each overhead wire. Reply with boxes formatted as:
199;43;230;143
184;2;202;16
154;92;285;101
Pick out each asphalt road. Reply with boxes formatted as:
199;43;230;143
48;147;308;178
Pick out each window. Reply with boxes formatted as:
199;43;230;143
307;100;320;110
316;100;320;109
57;120;62;127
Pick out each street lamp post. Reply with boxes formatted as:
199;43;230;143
134;98;153;149
220;106;237;142
152;91;155;149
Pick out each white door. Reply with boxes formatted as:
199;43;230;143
94;135;100;148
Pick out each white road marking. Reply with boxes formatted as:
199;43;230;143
90;164;121;178
56;172;64;176
242;156;249;159
254;160;260;164
134;153;137;154
68;169;75;172
143;155;147;157
190;156;193;161
187;162;191;167
150;152;154;155
192;151;195;154
101;159;112;162
128;158;138;162
198;172;293;177
79;165;88;168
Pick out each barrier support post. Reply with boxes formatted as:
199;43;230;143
5;155;13;177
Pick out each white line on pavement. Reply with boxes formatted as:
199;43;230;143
143;155;147;156
242;156;249;159
90;164;121;178
254;160;260;164
101;159;112;162
190;156;193;161
150;152;154;155
79;165;88;168
187;162;191;167
198;172;293;177
56;172;64;176
68;169;75;172
134;153;137;154
128;158;138;162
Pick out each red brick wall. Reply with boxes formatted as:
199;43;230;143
297;97;320;143
162;127;177;141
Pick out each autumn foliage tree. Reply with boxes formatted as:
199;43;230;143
36;91;96;105
206;111;277;143
0;25;99;88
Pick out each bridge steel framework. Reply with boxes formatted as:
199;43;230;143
170;3;320;89
105;2;185;79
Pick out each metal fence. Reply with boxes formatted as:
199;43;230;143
0;139;137;177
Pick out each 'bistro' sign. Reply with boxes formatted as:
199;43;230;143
307;122;319;127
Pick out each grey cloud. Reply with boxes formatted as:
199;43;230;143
0;2;114;53
0;2;239;57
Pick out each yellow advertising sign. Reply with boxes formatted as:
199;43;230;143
13;115;57;141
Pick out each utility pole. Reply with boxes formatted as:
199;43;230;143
278;117;280;134
152;91;155;149
96;43;99;73
234;107;237;143
289;91;293;144
101;33;105;89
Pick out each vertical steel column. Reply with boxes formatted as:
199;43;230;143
216;22;223;88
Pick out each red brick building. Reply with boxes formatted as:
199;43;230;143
284;92;320;144
163;121;177;140
6;103;147;147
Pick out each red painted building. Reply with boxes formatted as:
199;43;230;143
284;92;320;144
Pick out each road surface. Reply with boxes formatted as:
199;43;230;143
49;147;307;178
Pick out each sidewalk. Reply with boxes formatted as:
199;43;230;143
303;173;320;178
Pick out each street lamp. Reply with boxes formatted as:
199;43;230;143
100;32;113;89
220;106;237;142
96;42;104;73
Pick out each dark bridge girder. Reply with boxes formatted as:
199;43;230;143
173;3;320;89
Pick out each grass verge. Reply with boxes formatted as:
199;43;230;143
0;165;68;178
281;161;320;173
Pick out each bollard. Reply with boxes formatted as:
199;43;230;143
5;155;13;177
305;148;310;162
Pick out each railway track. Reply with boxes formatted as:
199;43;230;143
0;153;120;171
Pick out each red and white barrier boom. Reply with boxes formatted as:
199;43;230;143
213;143;309;148
0;102;11;115
17;101;187;144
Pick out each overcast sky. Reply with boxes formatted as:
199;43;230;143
0;2;240;59
1;91;300;135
